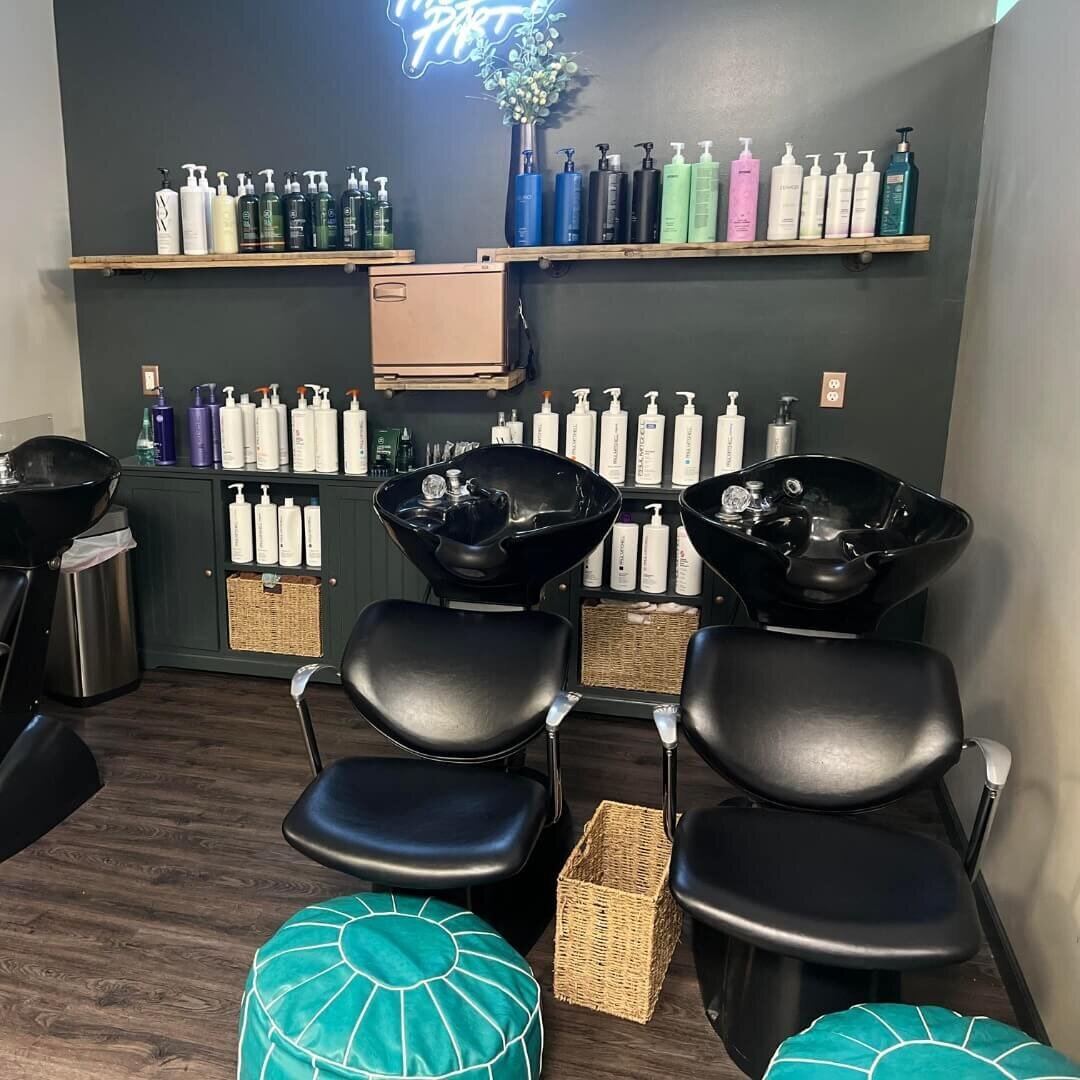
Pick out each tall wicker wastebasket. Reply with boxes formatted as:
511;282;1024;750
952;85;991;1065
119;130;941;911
554;800;681;1024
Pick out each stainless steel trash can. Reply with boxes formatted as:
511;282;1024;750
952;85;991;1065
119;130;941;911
45;505;139;704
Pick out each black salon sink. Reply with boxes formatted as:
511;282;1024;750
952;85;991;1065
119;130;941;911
376;445;622;606
680;456;971;634
0;437;121;568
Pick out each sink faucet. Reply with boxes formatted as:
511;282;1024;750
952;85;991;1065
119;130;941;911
746;481;771;516
0;453;17;487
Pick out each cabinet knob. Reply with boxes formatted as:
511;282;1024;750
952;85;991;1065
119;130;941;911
204;569;213;578
328;577;338;587
557;583;568;592
714;595;725;604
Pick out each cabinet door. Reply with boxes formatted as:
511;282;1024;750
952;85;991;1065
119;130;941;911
323;487;427;660
119;475;220;654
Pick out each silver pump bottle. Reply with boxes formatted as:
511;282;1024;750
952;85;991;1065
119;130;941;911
765;395;799;459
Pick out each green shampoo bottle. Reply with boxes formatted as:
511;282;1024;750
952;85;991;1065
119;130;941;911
341;165;367;250
372;176;394;250
237;172;260;253
878;126;919;236
257;169;284;252
660;142;692;243
284;171;309;251
310;171;338;250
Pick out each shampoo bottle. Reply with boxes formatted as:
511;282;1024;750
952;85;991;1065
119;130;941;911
583;542;604;588
197;166;215;252
824;152;854;239
726;138;760;241
180;164;208;255
254;387;281;470
291;385;316;472
304;498;322;568
372;177;393;250
851;150;882;238
675;525;703;596
155;168;180;255
635;391;665;486
640;503;670;594
303;171;320;248
767;143;803;240
714;391;745;475
257;169;284;252
610;514;639;591
239;392;257;465
187;384;213;468
630;142;661;244
312;172;339;250
254;485;278;566
268;383;289;465
533;390;559;451
554;148;583;245
278;497;302;567
151;385;177;465
212;172;239;254
878;127;919;236
228;483;254;563
586;144;621;245
284;171;309;251
220;386;245;469
507;409;524;444
799;155;827;239
315;387;339;473
514;149;543;247
688;141;720;243
765;395;799;458
341;166;368;250
237;172;260;253
565;388;596;469
343;388;368;475
206;382;223;465
671;391;702;486
660;142;691;243
599;387;628;485
491;411;511;444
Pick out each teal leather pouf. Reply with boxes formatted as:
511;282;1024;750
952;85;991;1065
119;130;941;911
765;1003;1080;1079
238;893;543;1080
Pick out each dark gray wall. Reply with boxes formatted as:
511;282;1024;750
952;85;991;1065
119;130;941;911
55;0;992;493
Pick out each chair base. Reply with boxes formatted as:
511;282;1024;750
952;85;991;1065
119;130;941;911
693;920;901;1079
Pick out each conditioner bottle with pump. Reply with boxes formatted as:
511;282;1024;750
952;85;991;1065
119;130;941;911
660;142;691;243
155;168;180;255
291;386;316;472
850;150;881;238
726;138;759;241
228;483;254;564
767;143;803;240
220;386;245;469
630;142;660;243
254;485;278;566
598;387;628;484
533;390;559;451
688;141;720;243
824;152;854;239
553;148;583;245
799;155;826;239
635;391;665;485
278;497;302;567
610;514;639;591
878;127;919;236
342;389;368;475
671;391;702;486
714;391;745;475
640;503;670;594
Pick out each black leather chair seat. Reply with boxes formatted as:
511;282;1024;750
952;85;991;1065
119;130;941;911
283;756;548;890
671;807;980;970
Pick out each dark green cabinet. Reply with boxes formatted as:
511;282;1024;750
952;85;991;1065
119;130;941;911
119;475;220;658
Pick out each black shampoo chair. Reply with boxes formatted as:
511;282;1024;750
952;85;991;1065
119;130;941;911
655;627;1010;1079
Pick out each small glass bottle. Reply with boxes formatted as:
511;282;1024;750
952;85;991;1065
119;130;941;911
135;408;156;465
395;427;415;473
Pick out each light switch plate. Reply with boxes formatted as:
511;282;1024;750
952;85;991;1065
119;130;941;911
821;371;846;408
141;364;160;396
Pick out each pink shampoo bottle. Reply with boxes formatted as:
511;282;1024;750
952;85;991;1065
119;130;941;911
726;137;760;241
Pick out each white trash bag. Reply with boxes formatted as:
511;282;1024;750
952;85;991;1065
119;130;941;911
59;528;137;573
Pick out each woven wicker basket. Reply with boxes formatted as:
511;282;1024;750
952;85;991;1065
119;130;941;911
554;800;682;1024
226;573;322;657
580;601;699;695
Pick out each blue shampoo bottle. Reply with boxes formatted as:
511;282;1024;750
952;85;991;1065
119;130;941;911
151;385;176;465
514;148;543;247
205;382;223;465
188;384;213;467
554;147;583;245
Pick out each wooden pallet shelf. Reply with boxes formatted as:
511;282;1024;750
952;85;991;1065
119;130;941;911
373;369;526;395
478;235;931;267
69;251;415;274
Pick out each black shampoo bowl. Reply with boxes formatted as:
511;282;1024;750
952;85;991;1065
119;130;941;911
376;445;621;606
680;456;971;634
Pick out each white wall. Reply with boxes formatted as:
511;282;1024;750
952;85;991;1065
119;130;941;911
925;0;1080;1054
0;0;83;439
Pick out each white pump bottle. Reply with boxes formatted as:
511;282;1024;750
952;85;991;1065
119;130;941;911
238;392;257;465
291;386;316;473
533;390;559;452
599;387;628;485
343;389;368;475
799;155;827;239
565;388;596;469
197;166;215;253
254;485;278;566
767;143;803;241
315;387;339;473
212;172;239;254
635;391;665;486
268;383;289;465
850;150;881;238
825;152;854;239
254;387;280;471
220;386;245;470
714;391;746;475
180;164;208;255
278;497;303;568
640;503;670;595
671;391;702;487
228;483;254;563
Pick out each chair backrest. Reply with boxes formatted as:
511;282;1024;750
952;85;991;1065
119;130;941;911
340;599;571;762
680;627;964;811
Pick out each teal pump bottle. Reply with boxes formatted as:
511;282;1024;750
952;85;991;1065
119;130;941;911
372;177;394;250
878;126;920;236
341;166;368;250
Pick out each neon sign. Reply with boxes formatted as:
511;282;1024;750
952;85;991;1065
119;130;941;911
387;0;553;78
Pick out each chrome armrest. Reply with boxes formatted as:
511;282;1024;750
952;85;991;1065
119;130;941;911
653;705;679;843
961;737;1013;879
545;691;581;825
290;663;338;778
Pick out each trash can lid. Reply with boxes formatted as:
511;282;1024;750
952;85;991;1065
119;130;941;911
78;504;128;538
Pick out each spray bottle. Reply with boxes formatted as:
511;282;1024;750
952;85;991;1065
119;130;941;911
291;385;316;472
554;148;583;245
533;390;559;451
635;391;665;485
630;142;661;243
155;168;180;255
188;384;213;468
180;164;208;255
151;385;177;465
514;149;542;247
237;172;259;252
372;177;393;250
212;172;239;254
688;141;720;243
565;389;596;469
220;386;245;469
343;388;368;475
599;387;628;484
799;154;827;239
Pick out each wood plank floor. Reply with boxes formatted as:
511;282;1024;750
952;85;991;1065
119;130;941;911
0;670;1015;1078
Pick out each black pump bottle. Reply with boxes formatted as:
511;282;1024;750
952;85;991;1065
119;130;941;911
587;143;624;245
630;141;661;243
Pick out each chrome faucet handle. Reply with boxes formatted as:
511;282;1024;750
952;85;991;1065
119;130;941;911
745;481;770;512
445;469;463;494
0;454;17;487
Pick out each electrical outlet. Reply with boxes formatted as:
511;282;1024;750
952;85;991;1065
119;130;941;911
141;364;160;396
820;371;846;408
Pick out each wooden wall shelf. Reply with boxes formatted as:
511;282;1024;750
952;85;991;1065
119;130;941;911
69;251;415;275
478;235;931;270
373;369;525;397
